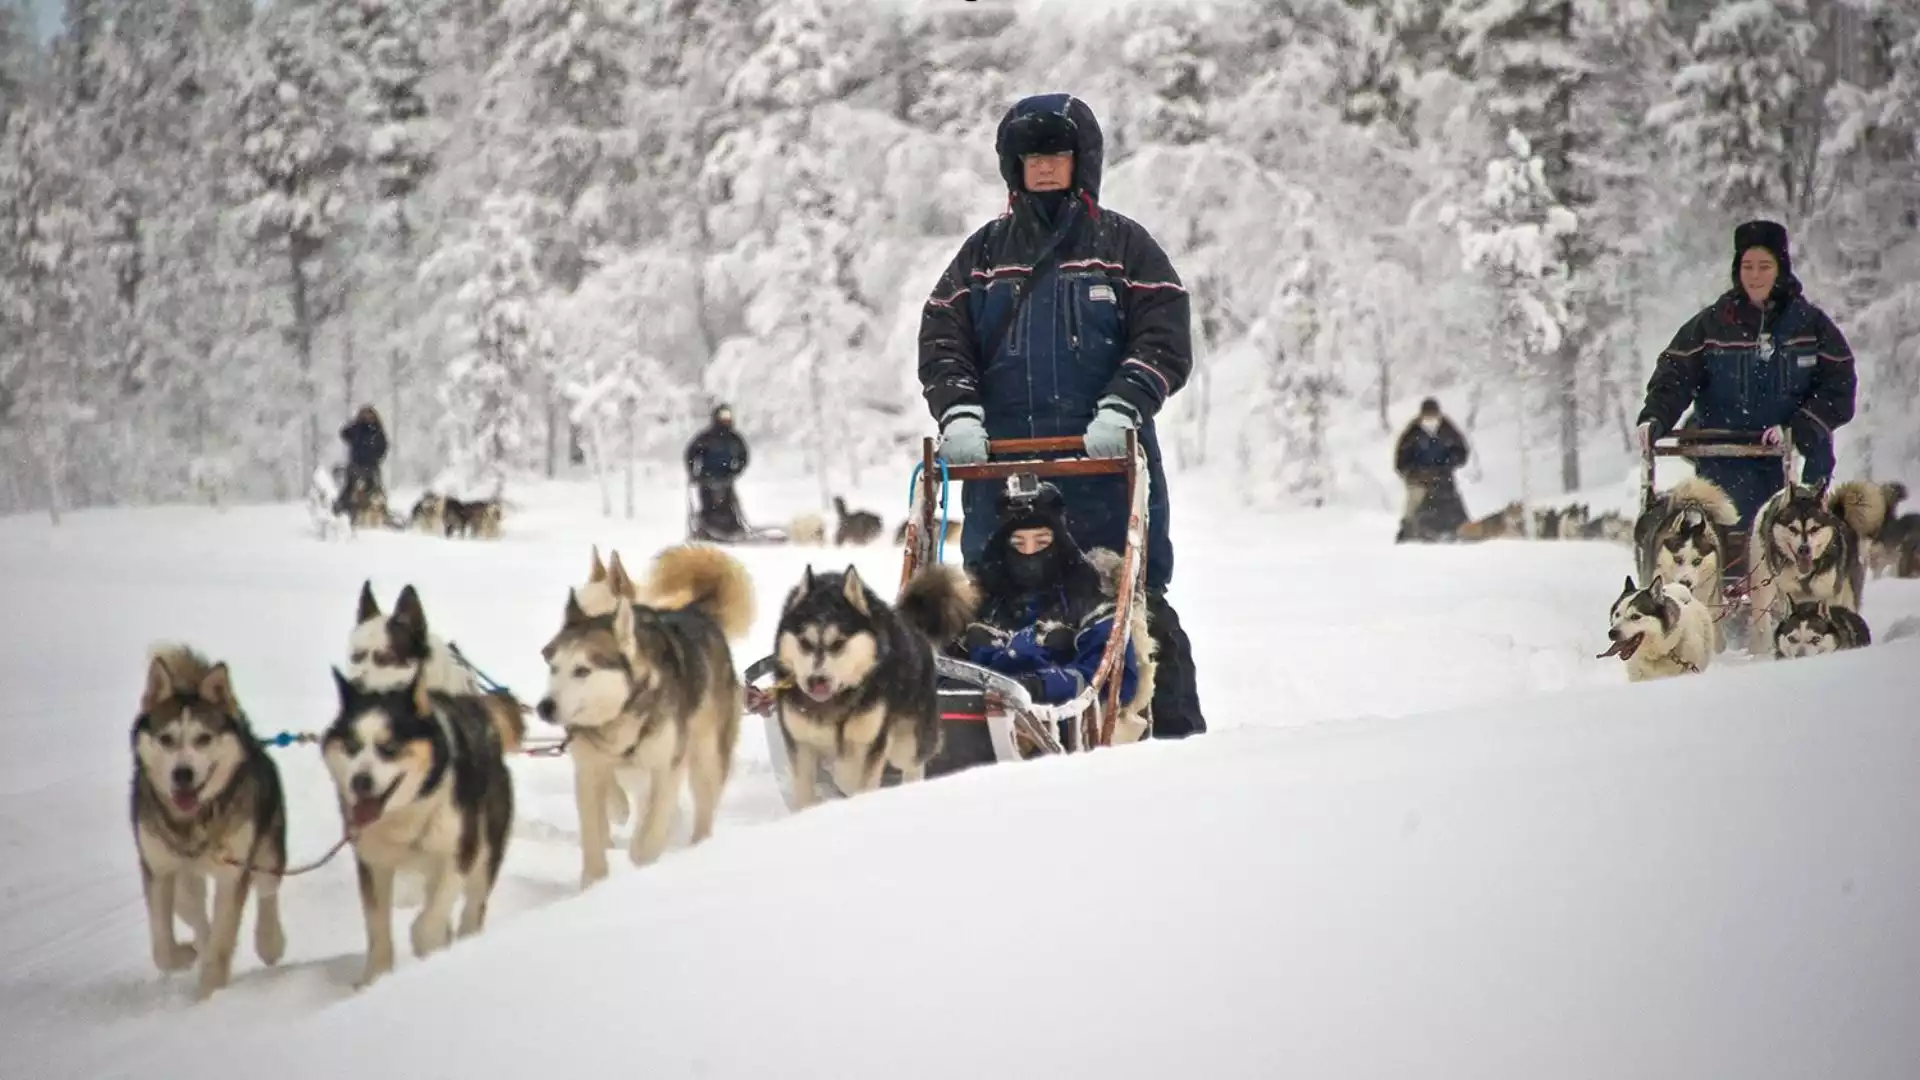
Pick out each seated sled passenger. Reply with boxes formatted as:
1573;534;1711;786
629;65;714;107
955;476;1153;744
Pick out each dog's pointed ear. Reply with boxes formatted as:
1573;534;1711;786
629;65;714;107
357;580;381;622
1619;574;1637;599
142;654;176;713
197;662;234;713
588;545;607;583
612;599;639;655
564;587;589;626
842;565;869;615
331;666;357;710
608;551;635;599
801;564;816;593
393;584;426;630
1648;573;1664;593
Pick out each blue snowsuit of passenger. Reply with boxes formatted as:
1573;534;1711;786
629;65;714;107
1637;223;1856;527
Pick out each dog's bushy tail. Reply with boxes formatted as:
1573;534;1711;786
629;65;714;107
1667;476;1740;528
643;544;756;641
1828;479;1889;541
895;564;977;646
480;690;527;753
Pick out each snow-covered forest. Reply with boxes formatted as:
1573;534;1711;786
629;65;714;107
1;0;1917;516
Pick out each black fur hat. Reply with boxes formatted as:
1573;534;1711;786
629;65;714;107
1732;219;1791;285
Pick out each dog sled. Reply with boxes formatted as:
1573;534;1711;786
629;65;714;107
744;433;1151;811
684;481;796;545
1639;425;1795;647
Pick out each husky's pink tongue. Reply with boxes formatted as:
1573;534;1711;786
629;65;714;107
350;799;383;828
171;790;199;813
804;676;834;701
1796;553;1814;574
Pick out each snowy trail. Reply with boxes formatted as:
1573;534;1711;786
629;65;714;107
1;471;1916;1078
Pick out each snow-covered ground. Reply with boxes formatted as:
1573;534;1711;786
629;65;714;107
2;462;1917;1079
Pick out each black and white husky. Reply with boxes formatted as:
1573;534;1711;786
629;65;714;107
1600;574;1715;682
770;563;977;809
1771;600;1872;659
1749;480;1887;646
321;669;516;988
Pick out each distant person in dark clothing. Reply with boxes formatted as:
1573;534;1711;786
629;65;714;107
1393;397;1471;542
685;404;751;540
335;405;387;516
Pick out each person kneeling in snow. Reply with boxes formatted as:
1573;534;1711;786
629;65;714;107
955;477;1153;744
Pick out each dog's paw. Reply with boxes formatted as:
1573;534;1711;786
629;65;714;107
194;963;232;1002
255;917;286;966
154;941;197;972
409;915;452;959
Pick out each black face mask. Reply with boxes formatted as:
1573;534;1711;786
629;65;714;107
1029;189;1071;224
1007;551;1053;591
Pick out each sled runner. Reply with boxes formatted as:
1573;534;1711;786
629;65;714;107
683;482;793;545
745;433;1151;811
1639;426;1795;647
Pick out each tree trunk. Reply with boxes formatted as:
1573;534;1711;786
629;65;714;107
1557;336;1580;492
1374;319;1391;433
289;240;319;484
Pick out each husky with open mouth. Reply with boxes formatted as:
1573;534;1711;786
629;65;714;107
1749;479;1887;647
321;669;515;988
770;562;977;809
129;645;287;1000
1600;574;1715;682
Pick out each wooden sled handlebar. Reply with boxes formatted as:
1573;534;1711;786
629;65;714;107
936;434;1136;482
1652;427;1791;460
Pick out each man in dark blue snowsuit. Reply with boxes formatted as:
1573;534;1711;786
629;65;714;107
1635;220;1857;570
916;93;1205;738
685;404;751;539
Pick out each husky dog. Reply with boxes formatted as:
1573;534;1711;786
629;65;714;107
1456;501;1525;541
407;492;447;536
130;645;287;999
832;496;885;546
444;496;503;538
893;517;965;547
537;544;755;886
321;669;515;988
1749;479;1888;645
1634;476;1739;601
772;563;977;809
1868;482;1917;578
346;581;485;698
1600;574;1715;681
1771;600;1872;659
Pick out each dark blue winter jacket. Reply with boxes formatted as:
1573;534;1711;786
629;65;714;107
1393;418;1469;477
967;604;1139;707
685;424;748;482
1638;278;1856;482
917;94;1192;591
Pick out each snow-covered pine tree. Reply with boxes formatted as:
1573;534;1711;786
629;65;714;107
1114;2;1219;150
1825;3;1920;476
0;91;96;520
483;0;645;472
419;193;552;492
1648;0;1826;219
1446;0;1591;491
329;0;435;475
231;5;358;483
1453;128;1578;516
